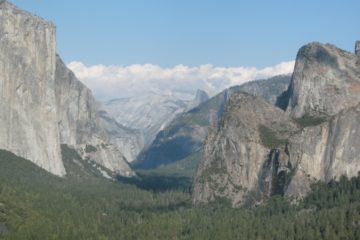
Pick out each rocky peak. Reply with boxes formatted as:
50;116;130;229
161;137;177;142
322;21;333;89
193;41;360;207
184;89;210;112
356;41;360;56
238;74;291;105
0;0;53;27
286;42;360;118
194;89;209;105
193;92;297;206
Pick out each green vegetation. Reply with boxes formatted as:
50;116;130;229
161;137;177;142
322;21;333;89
259;125;288;148
140;151;201;179
85;144;97;153
1;148;360;239
295;114;327;128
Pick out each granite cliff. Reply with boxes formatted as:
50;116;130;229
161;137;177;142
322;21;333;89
55;56;134;177
0;1;134;177
97;109;144;164
283;42;360;200
193;42;360;206
0;0;65;176
282;42;360;117
193;93;297;206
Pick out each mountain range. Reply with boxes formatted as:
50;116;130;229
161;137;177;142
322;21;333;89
1;0;360;212
100;90;209;163
134;75;291;175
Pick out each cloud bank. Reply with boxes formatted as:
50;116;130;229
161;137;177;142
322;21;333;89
67;61;295;101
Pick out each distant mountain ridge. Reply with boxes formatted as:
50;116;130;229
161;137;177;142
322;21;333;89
97;109;145;163
102;90;209;162
134;75;291;172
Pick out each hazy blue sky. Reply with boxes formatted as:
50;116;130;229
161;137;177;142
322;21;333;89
11;0;360;68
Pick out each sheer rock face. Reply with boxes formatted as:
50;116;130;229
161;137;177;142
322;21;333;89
193;92;360;207
97;109;144;164
285;104;360;200
239;75;291;106
55;56;100;145
283;42;360;199
193;42;360;207
286;43;360;118
193;93;297;207
55;57;135;177
0;1;65;176
0;1;134;177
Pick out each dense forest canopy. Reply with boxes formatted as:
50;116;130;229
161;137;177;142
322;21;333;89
0;147;360;239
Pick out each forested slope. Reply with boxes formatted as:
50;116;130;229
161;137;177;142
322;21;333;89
1;149;360;239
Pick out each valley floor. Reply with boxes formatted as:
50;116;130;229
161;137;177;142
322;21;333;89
0;147;360;240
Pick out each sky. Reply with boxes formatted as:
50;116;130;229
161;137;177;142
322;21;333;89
11;0;360;100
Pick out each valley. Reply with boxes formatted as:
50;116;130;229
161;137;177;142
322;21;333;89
1;0;360;239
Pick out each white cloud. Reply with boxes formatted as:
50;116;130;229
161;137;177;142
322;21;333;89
67;61;295;101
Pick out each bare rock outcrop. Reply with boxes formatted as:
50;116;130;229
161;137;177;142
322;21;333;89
283;42;360;199
97;109;144;164
285;103;360;200
285;42;360;118
193;93;297;206
193;42;360;207
55;57;134;177
0;1;65;176
0;1;134;177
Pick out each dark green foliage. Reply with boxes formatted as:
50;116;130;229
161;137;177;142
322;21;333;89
61;144;115;180
295;114;327;128
141;151;201;179
1;149;360;239
259;125;288;148
303;174;360;209
85;144;97;153
134;136;198;169
117;172;192;193
0;149;190;239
